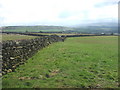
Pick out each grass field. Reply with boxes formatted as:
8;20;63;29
2;26;73;32
2;36;118;88
31;33;95;36
3;29;63;32
1;34;38;41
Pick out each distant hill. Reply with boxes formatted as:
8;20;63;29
2;22;118;34
73;26;118;34
71;22;118;34
2;26;74;32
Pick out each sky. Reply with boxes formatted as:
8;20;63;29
0;0;119;26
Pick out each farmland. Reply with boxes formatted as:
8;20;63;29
1;34;38;41
2;26;73;32
2;36;118;88
30;33;95;36
2;25;118;34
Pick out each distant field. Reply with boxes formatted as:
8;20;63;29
3;29;63;32
2;36;118;88
1;34;38;41
31;33;95;36
2;26;73;32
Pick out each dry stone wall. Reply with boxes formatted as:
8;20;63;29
2;35;66;75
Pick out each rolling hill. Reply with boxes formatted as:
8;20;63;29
1;22;118;34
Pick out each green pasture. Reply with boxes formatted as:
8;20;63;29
31;33;94;36
1;34;38;41
2;36;118;88
3;29;64;32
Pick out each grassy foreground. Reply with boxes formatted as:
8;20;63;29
3;36;118;88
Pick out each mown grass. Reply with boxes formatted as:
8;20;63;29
2;36;118;88
1;34;38;41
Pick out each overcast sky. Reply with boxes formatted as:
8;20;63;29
0;0;119;26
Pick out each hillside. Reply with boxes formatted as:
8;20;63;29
1;22;118;34
73;26;118;34
72;22;118;34
2;26;74;32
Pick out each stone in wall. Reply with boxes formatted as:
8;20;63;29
2;35;66;75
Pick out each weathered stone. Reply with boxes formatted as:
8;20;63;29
2;35;66;75
10;57;14;60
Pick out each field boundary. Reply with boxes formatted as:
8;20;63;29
1;31;117;38
2;35;66;75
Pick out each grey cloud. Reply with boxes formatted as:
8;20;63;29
94;2;117;8
58;11;80;19
0;16;5;26
58;11;74;19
